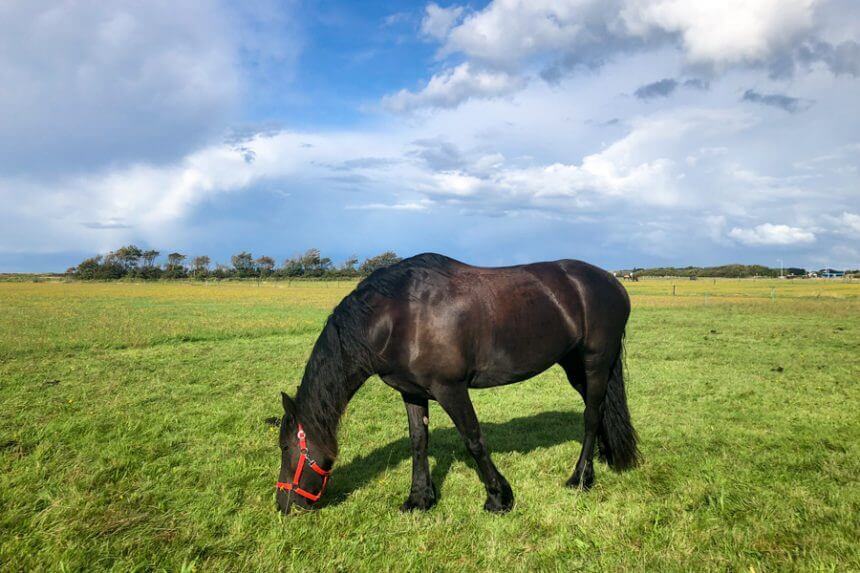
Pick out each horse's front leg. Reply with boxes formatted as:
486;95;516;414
400;393;437;511
434;384;514;513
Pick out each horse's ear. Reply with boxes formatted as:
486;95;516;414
281;391;296;420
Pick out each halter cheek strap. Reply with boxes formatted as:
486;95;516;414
276;424;331;502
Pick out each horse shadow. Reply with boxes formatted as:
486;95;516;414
324;410;584;507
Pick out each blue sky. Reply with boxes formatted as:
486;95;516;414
1;0;858;272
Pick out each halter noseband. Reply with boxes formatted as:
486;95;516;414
276;424;331;502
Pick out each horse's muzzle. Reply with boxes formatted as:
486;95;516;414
276;489;293;515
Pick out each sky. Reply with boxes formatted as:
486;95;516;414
1;0;859;272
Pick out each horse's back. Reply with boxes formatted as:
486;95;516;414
364;254;628;388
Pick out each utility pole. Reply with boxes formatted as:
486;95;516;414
777;258;783;278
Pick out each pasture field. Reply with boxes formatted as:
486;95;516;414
1;278;858;571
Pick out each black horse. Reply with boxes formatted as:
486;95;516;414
277;253;639;514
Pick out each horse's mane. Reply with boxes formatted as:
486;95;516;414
354;252;457;299
295;253;457;458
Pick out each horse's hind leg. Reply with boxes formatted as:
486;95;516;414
400;393;437;511
561;352;611;490
560;352;586;403
433;383;514;513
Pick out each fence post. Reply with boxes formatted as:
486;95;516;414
672;284;676;296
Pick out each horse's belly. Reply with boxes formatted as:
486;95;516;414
380;373;433;397
468;323;574;388
468;359;558;388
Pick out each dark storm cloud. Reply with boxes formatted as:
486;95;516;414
82;221;132;230
540;53;606;84
224;123;285;146
408;139;467;171
325;157;405;171
741;89;814;113
634;78;679;99
769;40;860;78
324;173;373;186
539;33;655;85
0;3;243;176
799;40;860;77
683;78;710;90
634;77;710;100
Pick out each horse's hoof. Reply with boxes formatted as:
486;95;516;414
400;485;437;512
565;479;593;491
400;497;436;512
566;465;595;491
483;486;514;513
483;496;514;513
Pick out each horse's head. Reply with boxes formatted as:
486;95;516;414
276;392;333;514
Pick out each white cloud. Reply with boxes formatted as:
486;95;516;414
422;0;857;94
348;201;431;211
0;1;242;173
439;0;827;69
729;223;816;245
836;211;860;235
413;108;754;212
620;0;819;68
382;63;525;113
686;146;728;165
704;214;729;243
442;0;606;68
0;106;735;251
421;3;465;40
0;0;300;175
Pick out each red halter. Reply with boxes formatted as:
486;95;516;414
276;424;331;502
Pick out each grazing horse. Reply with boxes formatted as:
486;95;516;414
276;253;639;514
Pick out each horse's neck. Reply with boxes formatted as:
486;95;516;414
294;320;370;458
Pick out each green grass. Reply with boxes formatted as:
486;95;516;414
1;280;858;571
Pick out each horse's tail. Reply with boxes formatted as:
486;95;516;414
598;336;641;471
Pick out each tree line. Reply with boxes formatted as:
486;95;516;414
66;250;856;281
616;264;812;278
69;246;402;280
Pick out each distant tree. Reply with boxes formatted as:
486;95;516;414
299;248;332;277
102;251;125;274
300;248;321;272
360;251;401;275
231;251;256;277
74;254;125;280
164;252;187;279
191;255;211;279
192;255;210;270
166;252;185;267
213;263;230;279
113;245;142;270
74;256;104;280
317;256;333;276
282;256;304;277
136;265;162;280
339;255;359;277
256;256;276;278
141;250;160;267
